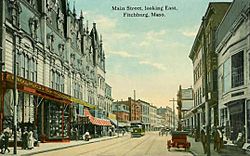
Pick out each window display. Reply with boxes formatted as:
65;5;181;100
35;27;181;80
45;102;70;139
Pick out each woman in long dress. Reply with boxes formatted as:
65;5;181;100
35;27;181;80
28;130;34;149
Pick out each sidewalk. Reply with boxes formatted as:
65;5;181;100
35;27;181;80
188;136;247;156
5;134;124;156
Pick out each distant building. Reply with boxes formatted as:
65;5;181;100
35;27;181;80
157;106;172;128
138;99;150;131
112;102;130;127
149;105;157;131
104;83;113;116
179;87;194;130
112;97;141;127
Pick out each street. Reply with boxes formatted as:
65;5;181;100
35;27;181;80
33;132;192;156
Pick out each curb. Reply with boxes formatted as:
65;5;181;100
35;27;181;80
21;136;120;156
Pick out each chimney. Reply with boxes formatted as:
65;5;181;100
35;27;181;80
134;90;136;101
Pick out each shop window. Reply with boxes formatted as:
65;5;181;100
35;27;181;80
45;102;70;139
231;51;244;88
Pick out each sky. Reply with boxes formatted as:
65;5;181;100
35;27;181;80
70;0;232;108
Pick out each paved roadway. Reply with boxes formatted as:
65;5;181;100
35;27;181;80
34;132;192;156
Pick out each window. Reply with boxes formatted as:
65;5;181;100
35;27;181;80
60;76;64;93
231;51;244;88
223;58;231;93
56;73;60;90
51;70;64;92
16;52;37;82
30;59;34;81
25;56;29;79
21;54;25;77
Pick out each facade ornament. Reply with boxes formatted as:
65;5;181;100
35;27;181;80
58;44;65;59
57;8;64;35
8;0;22;27
29;16;39;39
70;53;76;67
47;33;54;51
46;0;54;24
76;32;81;49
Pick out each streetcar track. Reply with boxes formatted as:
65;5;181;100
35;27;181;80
100;137;133;154
120;135;152;156
74;136;132;156
144;135;157;155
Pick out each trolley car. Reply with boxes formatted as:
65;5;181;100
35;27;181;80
130;121;145;137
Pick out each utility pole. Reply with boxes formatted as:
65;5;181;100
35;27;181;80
202;17;211;156
169;98;177;130
177;85;182;131
13;32;17;155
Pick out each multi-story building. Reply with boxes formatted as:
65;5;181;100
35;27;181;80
149;105;157;130
165;106;172;129
0;0;112;141
178;87;194;131
138;99;150;131
157;106;171;128
216;0;250;144
156;114;165;130
105;83;113;117
189;2;230;138
112;101;130;127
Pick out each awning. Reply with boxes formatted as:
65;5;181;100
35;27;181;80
71;97;96;109
84;109;112;126
108;118;118;126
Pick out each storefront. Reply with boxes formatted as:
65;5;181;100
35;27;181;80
84;108;112;138
1;72;72;142
227;99;245;142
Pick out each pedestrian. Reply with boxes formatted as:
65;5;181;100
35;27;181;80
2;131;10;154
84;131;90;141
200;126;207;154
22;127;29;149
75;127;78;140
109;129;112;137
33;128;38;147
28;130;34;149
0;132;4;154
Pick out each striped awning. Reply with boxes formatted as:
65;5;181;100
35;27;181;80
84;109;112;126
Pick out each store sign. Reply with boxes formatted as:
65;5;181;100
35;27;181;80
108;113;117;120
181;88;193;100
5;72;71;101
71;97;96;109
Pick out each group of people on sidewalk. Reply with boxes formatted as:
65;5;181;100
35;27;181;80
0;126;38;154
198;126;224;154
21;127;36;150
